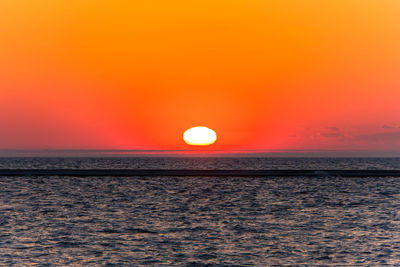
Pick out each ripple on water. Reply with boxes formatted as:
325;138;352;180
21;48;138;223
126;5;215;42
0;165;400;265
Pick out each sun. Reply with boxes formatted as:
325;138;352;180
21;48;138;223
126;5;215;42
183;126;217;146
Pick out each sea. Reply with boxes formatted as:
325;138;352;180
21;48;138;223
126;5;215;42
0;157;400;266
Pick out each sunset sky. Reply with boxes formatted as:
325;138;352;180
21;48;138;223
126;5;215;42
1;1;399;154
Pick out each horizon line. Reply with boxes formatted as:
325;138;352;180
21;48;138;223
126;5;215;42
0;149;400;157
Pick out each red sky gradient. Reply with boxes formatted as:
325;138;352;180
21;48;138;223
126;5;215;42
1;1;400;153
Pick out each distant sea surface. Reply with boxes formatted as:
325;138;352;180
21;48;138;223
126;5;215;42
1;157;400;170
1;157;400;266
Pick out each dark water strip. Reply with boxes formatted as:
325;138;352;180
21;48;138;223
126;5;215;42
1;169;400;177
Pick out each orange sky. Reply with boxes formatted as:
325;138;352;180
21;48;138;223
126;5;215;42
1;0;400;153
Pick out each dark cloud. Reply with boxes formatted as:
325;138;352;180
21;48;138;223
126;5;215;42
326;126;339;131
358;131;400;142
382;124;393;129
320;132;344;138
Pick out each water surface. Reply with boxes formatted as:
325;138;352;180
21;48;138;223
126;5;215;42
0;158;400;265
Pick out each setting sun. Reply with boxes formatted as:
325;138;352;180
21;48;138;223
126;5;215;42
183;126;217;146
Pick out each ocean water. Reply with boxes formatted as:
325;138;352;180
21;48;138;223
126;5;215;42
1;157;400;266
1;157;400;170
